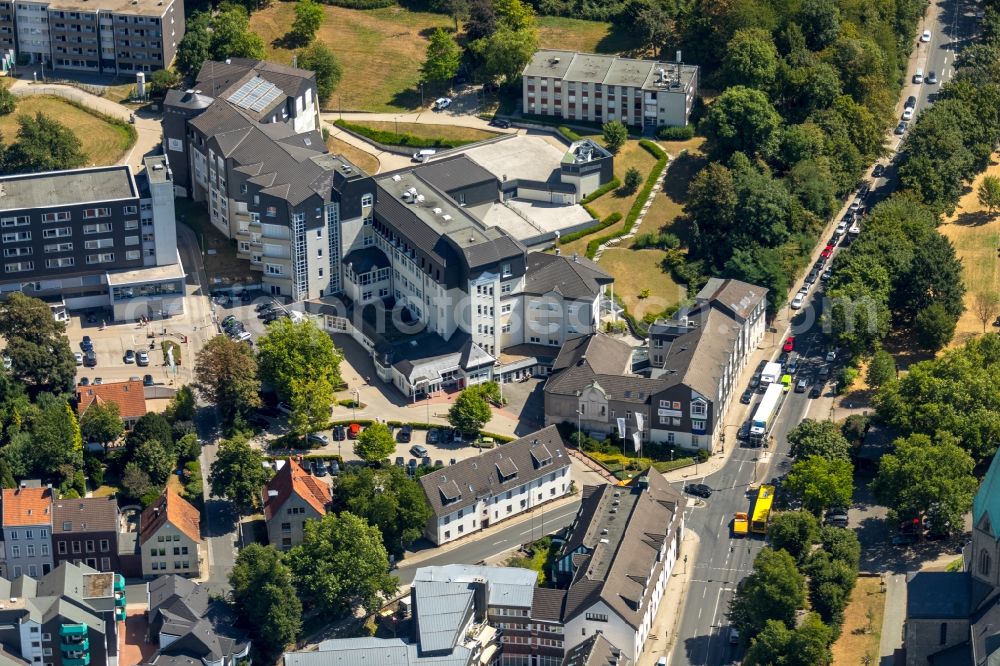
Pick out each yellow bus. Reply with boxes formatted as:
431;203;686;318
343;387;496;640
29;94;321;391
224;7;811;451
751;484;776;534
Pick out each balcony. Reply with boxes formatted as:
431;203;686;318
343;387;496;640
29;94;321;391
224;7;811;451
114;573;125;591
60;624;87;637
63;656;90;666
115;608;125;622
61;638;89;652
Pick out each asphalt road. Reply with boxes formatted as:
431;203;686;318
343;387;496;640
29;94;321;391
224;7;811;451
394;500;582;586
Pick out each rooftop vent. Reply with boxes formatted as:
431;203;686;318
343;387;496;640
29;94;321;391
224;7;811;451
415;195;425;204
392;175;401;182
432;207;443;215
152;163;164;171
442;215;452;222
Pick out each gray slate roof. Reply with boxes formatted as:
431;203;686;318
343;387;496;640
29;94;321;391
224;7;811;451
145;576;248;665
545;334;664;404
907;572;973;620
419;426;571;517
654;309;740;400
562;634;631;666
53;497;118;534
524;253;612;300
415;156;497;195
694;278;767;323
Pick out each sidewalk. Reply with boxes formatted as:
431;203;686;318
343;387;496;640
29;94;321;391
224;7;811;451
640;529;700;666
879;574;906;666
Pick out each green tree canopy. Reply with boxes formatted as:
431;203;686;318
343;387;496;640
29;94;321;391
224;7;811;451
28;397;83;481
126;412;173;458
230;544;302;661
978;175;1000;215
784;455;853;515
602;120;628;153
289;375;334;439
333;466;432;555
134;439;174;486
290;0;324;45
448;386;492;436
767;510;819;562
622;166;643;194
209;7;265;61
149;69;181;97
787;419;850;461
176;12;211;77
80;401;124;446
353;421;396;464
0;86;17;115
729;547;806;636
257;318;343;403
470;26;537;84
422;28;461;86
287;512;398;618
209;435;273;514
744;613;833;666
3;112;87;175
872;433;977;533
0;292;77;395
866;348;897;389
297;42;342;103
915;302;957;351
194;335;261;426
701;86;783;161
723;28;779;90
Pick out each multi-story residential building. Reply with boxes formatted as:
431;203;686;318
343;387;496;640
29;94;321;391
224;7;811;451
145;575;250;666
75;379;147;431
522;50;699;129
138;489;201;579
544;278;766;451
418;426;572;545
0;562;125;666
1;485;53;579
0;156;184;320
51;497;120;574
0;0;182;73
262;458;331;551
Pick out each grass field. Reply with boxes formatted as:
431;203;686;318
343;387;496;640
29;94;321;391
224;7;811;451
325;133;381;174
941;157;1000;346
598;248;684;318
348;120;499;143
830;576;886;666
0;95;134;166
249;4;632;113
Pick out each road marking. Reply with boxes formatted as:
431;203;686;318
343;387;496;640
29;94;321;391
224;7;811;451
702;588;707;599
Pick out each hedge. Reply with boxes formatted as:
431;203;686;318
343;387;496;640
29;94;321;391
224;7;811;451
318;0;394;8
581;177;621;204
334;119;473;149
558;126;582;142
656;125;695;141
584;140;668;259
559;212;622;245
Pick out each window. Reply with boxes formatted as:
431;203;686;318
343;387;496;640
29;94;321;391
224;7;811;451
85;540;94;553
42;227;71;239
40;545;47;556
361;193;373;207
44;242;73;253
2;231;31;243
82;207;111;218
265;264;283;275
281;522;291;532
124;205;137;214
502;263;512;277
83;223;113;234
5;261;33;273
57;542;67;554
981;550;991;577
501;303;512;314
40;211;70;223
72;541;82;553
100;539;109;552
11;546;19;557
4;247;31;257
1;216;29;227
84;238;114;250
126;250;141;260
691;400;708;417
692;420;705;430
86;253;115;264
501;283;512;294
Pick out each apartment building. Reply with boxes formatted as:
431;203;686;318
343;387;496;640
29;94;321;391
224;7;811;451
418;426;572;545
0;0;182;73
1;486;53;579
0;156;184;319
0;563;125;666
522;49;699;128
544;278;767;451
262;458;331;551
137;490;201;578
51;497;120;574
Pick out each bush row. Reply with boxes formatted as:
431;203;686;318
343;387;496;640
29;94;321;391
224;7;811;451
558;212;622;245
317;0;394;8
584;141;668;259
333;119;470;149
558;126;581;142
656;125;695;141
580;177;621;204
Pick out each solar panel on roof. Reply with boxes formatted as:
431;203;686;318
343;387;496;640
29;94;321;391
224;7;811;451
228;76;283;113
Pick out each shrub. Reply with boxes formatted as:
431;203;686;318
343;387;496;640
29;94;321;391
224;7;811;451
633;231;681;250
622;167;643;194
656;125;695;141
558;126;582;142
318;0;394;7
581;177;621;204
334;120;473;149
836;367;858;393
559;212;622;245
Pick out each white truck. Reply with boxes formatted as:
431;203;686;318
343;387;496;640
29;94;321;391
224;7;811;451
750;383;784;445
760;361;783;388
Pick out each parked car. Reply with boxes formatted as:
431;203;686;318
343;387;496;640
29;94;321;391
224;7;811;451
490;118;512;129
818;365;830;381
79;377;90;386
805;269;819;285
895;121;908;135
787;354;799;375
74;352;84;366
256;301;276;313
221;315;237;327
790;292;805;310
434;97;452;110
329;461;340;476
927;70;938;84
407;459;418;475
783;336;795;353
85;350;97;367
348;423;362;439
826;349;838;362
395;456;405;467
740;388;754;404
307;432;329;446
809;384;822;399
835;220;849;235
821;244;835;259
81;336;93;351
332;425;346;441
312;461;327;477
738;421;751;440
684;483;713;498
427;428;440;444
410;444;428;458
397;425;413;443
136;351;149;367
93;378;103;385
872;164;885;178
795;377;808;393
921;29;931;42
143;374;154;387
821;268;832;282
902;106;914;121
749;372;761;389
422;456;432;467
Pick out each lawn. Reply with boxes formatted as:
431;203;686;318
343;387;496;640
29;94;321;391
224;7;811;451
598;248;684;318
0;95;134;166
325;133;381;175
830;576;886;666
347;120;499;144
249;4;633;113
940;156;1000;346
587;449;696;478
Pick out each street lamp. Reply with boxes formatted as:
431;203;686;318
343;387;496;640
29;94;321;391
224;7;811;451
352;387;360;421
575;409;582;447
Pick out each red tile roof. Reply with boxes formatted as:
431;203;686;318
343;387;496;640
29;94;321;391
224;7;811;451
75;380;147;421
139;488;202;545
262;458;331;521
2;487;53;527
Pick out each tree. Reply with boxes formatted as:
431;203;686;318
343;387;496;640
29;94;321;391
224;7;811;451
744;613;833;666
723;28;779;90
121;462;155;500
448;386;492;436
287;512;398;618
0;459;16;489
974;291;1000;333
784;455;853;515
622;167;643;194
134;439;174;486
898;233;966;323
290;0;324;45
0;292;76;395
353;421;396;464
148;69;180;97
803;549;856;626
0;86;17;115
230;545;301;660
208;7;265;61
333;466;432;555
915;302;957;351
29;398;83;480
209;435;272;514
3;112;86;175
623;0;676;56
469;26;537;85
289;375;334;439
256;318;342;402
125;412;174;458
729;548;806;636
787;419;850;461
767;511;819;562
176;12;211;78
798;0;840;50
701;86;782;160
194;335;261;425
79;401;124;447
464;0;496;41
164;385;196;423
866;348;897;389
978;175;1000;215
686;162;738;267
297;42;342;103
422;28;461;87
602;120;628;154
873;433;977;534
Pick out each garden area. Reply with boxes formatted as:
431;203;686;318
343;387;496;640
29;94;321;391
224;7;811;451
335;119;499;148
324;132;381;174
248;3;632;112
0;95;135;166
829;576;886;666
567;429;705;480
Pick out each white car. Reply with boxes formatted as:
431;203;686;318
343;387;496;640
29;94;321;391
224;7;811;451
74;351;84;366
791;292;806;310
836;221;849;235
902;107;914;121
921;29;931;42
434;97;452;110
826;349;838;362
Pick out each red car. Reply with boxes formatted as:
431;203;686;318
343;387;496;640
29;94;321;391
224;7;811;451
821;244;835;259
783;336;795;353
